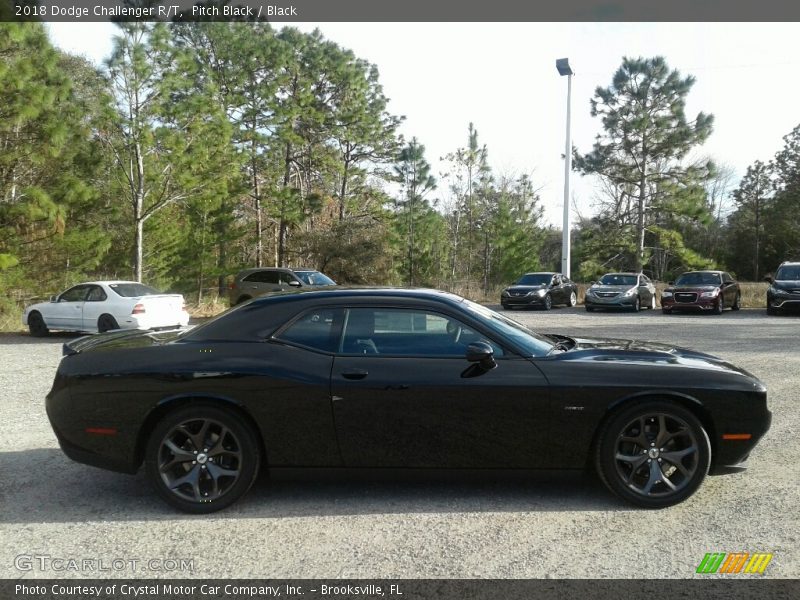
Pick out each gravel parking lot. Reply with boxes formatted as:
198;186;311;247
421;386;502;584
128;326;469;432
1;308;798;579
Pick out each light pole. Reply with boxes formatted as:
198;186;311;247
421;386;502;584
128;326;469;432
556;58;573;279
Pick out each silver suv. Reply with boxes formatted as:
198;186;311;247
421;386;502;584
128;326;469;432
229;267;336;305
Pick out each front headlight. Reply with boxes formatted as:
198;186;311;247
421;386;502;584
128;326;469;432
623;287;637;297
700;288;721;298
501;290;510;297
586;290;595;297
769;286;786;295
535;289;547;297
661;291;673;298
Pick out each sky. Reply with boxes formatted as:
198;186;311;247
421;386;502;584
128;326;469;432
47;22;800;226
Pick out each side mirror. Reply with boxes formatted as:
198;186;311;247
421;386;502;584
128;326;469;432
50;295;58;302
589;281;595;285
288;280;302;287
466;341;496;370
764;275;774;284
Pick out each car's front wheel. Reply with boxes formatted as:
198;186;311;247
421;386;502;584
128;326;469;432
145;404;261;513
543;294;553;310
714;297;724;315
631;296;641;312
568;291;577;307
28;311;49;337
595;401;710;508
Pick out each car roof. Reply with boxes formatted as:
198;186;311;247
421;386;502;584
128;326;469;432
602;272;640;276
71;280;144;286
521;272;556;276
248;286;465;306
235;267;317;276
680;270;724;275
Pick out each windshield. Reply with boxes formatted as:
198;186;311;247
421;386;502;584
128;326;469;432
514;273;552;286
460;299;554;357
108;283;160;297
775;265;800;281
295;271;336;286
675;272;720;286
599;274;638;286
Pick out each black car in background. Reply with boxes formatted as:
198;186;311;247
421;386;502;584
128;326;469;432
766;262;800;315
661;271;741;314
47;288;770;513
500;272;577;310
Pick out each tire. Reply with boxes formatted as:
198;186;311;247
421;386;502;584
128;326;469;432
98;314;119;333
585;306;595;312
662;307;672;314
145;404;261;513
568;291;577;307
631;296;641;312
731;293;741;311
595;400;711;508
767;305;778;316
714;297;724;315
28;311;49;337
543;294;553;310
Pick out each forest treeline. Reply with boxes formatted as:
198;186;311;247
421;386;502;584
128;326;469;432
1;22;799;308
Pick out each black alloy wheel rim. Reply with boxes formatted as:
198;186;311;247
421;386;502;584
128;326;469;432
613;413;700;498
158;418;242;504
545;295;552;309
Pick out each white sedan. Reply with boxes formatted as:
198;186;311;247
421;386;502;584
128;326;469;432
23;281;191;337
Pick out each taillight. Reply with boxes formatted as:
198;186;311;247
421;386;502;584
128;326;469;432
132;303;145;315
229;281;236;290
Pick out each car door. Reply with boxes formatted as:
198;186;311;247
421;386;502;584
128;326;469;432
81;285;109;331
330;307;553;469
722;272;737;305
551;274;565;304
48;285;89;330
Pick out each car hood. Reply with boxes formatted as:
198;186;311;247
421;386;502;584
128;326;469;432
589;285;636;293
544;334;763;383
772;280;800;291
62;328;186;355
504;285;547;293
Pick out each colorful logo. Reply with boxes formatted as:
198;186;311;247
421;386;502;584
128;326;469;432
696;552;773;574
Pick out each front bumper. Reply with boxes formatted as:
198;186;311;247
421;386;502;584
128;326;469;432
768;294;800;311
661;297;718;311
501;295;548;307
584;295;638;308
710;408;772;473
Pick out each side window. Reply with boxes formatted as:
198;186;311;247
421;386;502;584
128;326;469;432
59;286;88;302
244;271;280;284
723;272;733;283
86;286;107;302
274;308;344;353
279;272;299;285
340;308;504;357
552;275;561;286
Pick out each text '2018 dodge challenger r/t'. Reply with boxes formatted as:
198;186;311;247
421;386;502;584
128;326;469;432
46;288;770;513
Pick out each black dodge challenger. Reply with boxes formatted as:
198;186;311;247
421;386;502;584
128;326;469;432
46;288;771;513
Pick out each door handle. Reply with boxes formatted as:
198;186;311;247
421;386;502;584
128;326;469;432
341;369;368;380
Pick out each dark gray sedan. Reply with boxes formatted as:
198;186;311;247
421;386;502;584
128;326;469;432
585;273;657;312
501;272;578;310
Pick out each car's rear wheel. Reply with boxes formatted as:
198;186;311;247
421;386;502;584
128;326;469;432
568;291;577;307
98;314;119;333
145;404;261;513
28;311;49;337
543;294;553;310
595;401;710;508
732;293;741;311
